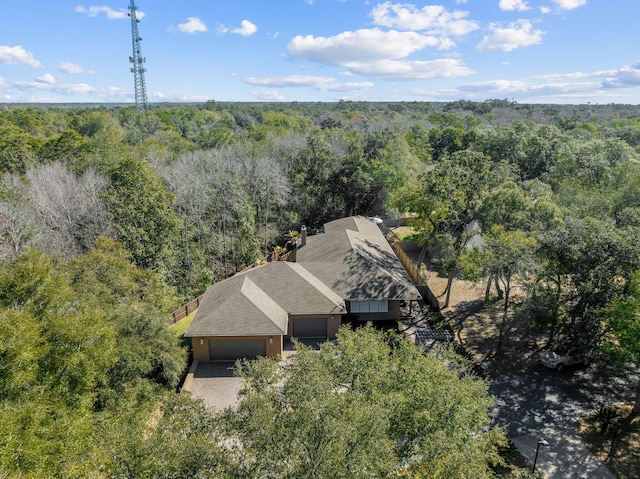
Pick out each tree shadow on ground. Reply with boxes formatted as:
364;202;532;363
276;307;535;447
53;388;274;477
580;404;640;479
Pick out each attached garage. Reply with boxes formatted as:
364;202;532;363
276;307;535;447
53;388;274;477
292;317;327;338
208;338;267;361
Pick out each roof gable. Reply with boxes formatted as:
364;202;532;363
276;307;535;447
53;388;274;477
186;261;346;338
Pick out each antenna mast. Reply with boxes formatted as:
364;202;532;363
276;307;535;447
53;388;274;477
128;0;148;113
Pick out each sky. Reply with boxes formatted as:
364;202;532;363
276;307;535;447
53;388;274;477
1;0;640;105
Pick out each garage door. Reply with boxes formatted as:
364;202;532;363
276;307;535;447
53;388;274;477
292;318;327;338
208;339;266;361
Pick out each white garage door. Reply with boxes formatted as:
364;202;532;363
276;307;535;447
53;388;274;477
208;339;266;361
292;318;327;338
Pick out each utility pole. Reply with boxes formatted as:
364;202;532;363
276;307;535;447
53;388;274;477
128;0;148;113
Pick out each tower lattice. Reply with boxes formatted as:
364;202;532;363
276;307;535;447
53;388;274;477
128;0;148;113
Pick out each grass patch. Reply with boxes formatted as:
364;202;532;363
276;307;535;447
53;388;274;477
578;403;640;479
396;230;422;242
169;312;196;349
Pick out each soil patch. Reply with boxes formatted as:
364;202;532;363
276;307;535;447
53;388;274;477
393;226;541;376
429;271;541;376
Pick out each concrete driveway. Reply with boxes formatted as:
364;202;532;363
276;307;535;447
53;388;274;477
182;361;244;411
180;341;321;411
489;363;638;479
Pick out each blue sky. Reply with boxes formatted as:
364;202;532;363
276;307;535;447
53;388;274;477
1;0;639;104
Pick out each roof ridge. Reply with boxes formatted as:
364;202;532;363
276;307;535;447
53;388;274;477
240;276;288;332
284;262;345;311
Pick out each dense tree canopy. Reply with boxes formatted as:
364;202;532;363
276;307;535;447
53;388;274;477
0;242;187;477
222;326;507;479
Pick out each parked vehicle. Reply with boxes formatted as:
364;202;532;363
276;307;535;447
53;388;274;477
539;349;590;371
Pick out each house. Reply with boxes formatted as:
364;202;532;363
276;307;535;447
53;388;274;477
185;216;422;361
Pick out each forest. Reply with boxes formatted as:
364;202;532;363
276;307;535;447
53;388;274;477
1;99;640;477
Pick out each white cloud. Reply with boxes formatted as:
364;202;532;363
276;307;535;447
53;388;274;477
552;0;587;10
370;2;479;36
11;79;138;102
218;19;258;36
15;80;96;94
326;82;375;92
36;73;56;84
0;76;7;89
540;6;552;13
246;75;336;88
344;58;474;79
0;45;43;68
499;0;530;11
150;91;209;102
74;6;132;20
288;28;472;80
289;29;444;65
233;20;258;36
459;78;601;97
58;62;94;74
453;62;640;102
177;17;208;34
253;90;286;101
601;62;640;88
476;20;544;52
246;75;374;92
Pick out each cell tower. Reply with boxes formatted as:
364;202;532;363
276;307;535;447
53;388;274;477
128;0;148;113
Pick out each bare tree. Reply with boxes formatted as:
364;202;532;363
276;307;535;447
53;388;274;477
0;175;40;259
24;162;112;257
239;154;291;253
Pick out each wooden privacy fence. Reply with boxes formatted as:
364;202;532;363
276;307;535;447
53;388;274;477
170;294;205;324
383;227;440;311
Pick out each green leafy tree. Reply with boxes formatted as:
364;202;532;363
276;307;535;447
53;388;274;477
67;238;184;401
0;123;42;174
221;325;506;479
526;217;640;349
0;243;187;477
394;150;513;307
291;131;340;227
605;271;640;424
41;128;84;162
478;226;537;355
103;157;182;270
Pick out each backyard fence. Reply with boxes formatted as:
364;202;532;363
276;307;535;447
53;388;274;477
382;226;440;311
170;294;205;324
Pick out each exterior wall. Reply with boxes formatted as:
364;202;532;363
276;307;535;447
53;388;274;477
286;314;342;339
190;335;283;362
328;314;341;337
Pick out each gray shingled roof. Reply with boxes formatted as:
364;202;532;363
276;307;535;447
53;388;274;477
185;261;345;337
186;216;421;338
297;216;421;301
